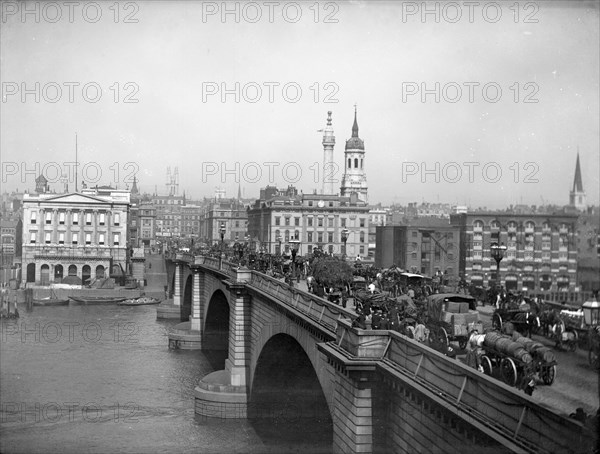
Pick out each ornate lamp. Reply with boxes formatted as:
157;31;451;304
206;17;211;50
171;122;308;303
341;228;349;260
582;299;600;326
219;222;226;269
490;242;507;288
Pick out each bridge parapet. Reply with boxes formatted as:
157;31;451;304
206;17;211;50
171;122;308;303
175;252;194;262
323;321;590;453
383;330;588;453
249;271;354;334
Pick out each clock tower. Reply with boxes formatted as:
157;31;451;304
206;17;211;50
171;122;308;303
340;106;368;202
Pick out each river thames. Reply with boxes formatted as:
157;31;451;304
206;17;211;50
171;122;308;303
0;303;330;454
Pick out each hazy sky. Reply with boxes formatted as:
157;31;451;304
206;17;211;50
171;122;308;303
1;0;599;208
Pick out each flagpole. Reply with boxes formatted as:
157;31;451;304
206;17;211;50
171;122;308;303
75;133;78;192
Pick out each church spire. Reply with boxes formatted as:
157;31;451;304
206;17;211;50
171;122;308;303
572;150;583;192
569;148;586;210
131;175;139;194
352;104;359;138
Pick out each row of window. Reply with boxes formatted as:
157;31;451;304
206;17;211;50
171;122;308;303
274;217;366;228
411;231;454;239
472;220;571;232
303;244;366;255
30;211;121;226
409;253;455;261
347;157;364;170
274;230;366;243
470;250;569;260
29;232;120;246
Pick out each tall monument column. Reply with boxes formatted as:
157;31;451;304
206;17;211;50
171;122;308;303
322;111;336;195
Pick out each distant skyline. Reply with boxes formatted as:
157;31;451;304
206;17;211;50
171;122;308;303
1;1;598;209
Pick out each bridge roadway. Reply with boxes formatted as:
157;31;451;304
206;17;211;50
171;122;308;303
161;253;594;454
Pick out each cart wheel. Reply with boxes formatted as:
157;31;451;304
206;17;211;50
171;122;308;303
542;364;556;385
589;348;599;369
458;338;467;350
481;355;493;376
492;313;503;331
438;328;449;350
501;358;517;387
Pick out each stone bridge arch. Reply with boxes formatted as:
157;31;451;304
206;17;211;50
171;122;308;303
249;332;333;446
203;289;230;356
181;275;193;322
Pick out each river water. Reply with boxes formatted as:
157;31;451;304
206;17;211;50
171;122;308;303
0;304;330;454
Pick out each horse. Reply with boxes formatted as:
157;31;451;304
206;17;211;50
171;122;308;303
509;311;540;338
540;309;560;337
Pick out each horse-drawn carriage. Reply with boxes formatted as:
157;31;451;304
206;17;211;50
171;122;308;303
426;293;482;352
353;290;424;337
492;303;539;338
469;331;556;392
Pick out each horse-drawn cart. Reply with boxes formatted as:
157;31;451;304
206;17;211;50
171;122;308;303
471;331;557;391
426;294;482;352
492;304;539;338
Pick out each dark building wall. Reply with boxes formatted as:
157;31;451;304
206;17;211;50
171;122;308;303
375;226;406;268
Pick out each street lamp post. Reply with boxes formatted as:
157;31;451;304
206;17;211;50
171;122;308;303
219;222;226;270
490;242;507;289
341;228;349;260
288;239;300;282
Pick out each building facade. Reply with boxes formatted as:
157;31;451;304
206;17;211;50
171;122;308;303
248;187;370;257
1;219;22;267
21;189;130;285
138;203;156;248
375;221;461;278
152;193;186;240
199;199;248;245
450;212;579;293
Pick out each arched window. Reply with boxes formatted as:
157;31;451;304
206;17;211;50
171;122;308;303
68;265;77;276
95;265;105;279
40;264;50;285
82;265;91;284
360;158;363;169
354;158;358;168
347;158;351;169
473;220;484;232
54;265;63;282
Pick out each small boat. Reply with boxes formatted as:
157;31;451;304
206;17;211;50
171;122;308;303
118;297;161;306
33;298;70;306
69;296;127;304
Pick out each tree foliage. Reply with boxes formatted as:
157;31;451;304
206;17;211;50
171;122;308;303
311;257;354;288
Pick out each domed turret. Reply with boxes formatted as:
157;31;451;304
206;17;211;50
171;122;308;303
345;107;364;150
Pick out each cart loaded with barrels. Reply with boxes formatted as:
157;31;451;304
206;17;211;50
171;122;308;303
426;293;483;352
469;331;557;391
